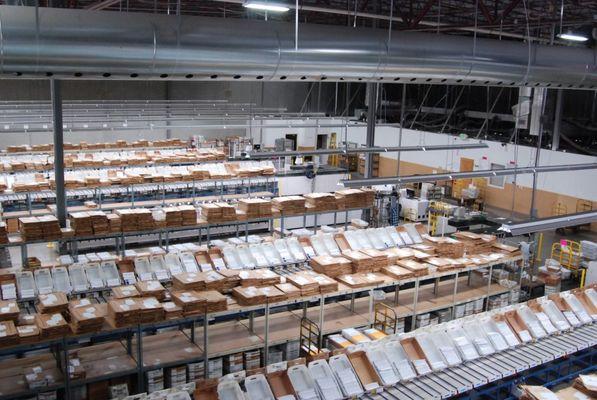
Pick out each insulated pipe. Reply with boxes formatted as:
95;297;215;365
341;163;597;186
0;5;596;87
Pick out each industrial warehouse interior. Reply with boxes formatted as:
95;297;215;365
0;1;595;399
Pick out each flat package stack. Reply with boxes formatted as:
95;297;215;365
107;213;122;232
116;209;154;232
238;269;281;287
304;192;337;212
359;249;390;270
163;207;183;227
202;290;228;313
491;242;522;257
453;232;497;254
342;250;376;273
581;240;597;260
35;313;71;338
237;199;273;219
286;273;320;296
305;271;338;293
231;286;267;306
0;223;9;244
336;272;386;288
135;280;166;300
0;300;19;322
69;304;106;334
271;196;306;215
179;205;198;226
137;297;165;323
200;203;237;223
89;211;110;235
0;320;18;347
309;255;352;277
396;259;429;276
69;212;94;236
162;301;183;319
171;291;205;316
107;299;139;327
334;188;374;209
423;236;465;258
172;271;226;291
36;293;69;314
19;216;62;241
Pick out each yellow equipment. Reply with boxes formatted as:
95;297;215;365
550;239;582;274
428;201;451;235
327;132;339;167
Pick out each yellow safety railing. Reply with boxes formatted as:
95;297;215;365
550;239;582;273
299;317;321;357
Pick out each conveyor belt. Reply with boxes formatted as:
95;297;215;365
367;324;596;400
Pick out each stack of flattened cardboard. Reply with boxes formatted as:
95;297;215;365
19;216;62;241
0;222;8;244
17;324;40;344
135;280;166;300
259;286;287;303
36;292;69;314
137;297;165;324
89;211;110;235
396;259;429;276
0;300;19;322
199;203;228;223
359;249;390;270
453;232;496;254
111;285;140;299
170;291;205;316
275;283;302;299
116;209;154;232
69;304;106;334
286;273;320;296
425;257;456;271
217;202;237;222
178;205;198;226
107;213;122;232
304;192;337;212
200;290;228;313
35;313;71;338
423;235;465;258
237;199;273;219
271;195;306;215
231;286;267;306
217;269;242;291
163;207;183;227
162;301;183;319
382;265;415;280
172;271;226;291
342;250;375;273
69;212;93;236
0;320;18;347
382;247;415;264
334;188;372;209
336;272;386;288
305;271;339;293
107;298;139;327
492;242;521;257
309;255;352;277
238;269;281;287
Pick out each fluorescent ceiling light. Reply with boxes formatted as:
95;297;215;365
341;163;597;187
244;1;290;12
557;32;589;42
499;211;597;236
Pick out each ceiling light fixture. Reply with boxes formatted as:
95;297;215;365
556;31;589;42
243;1;290;12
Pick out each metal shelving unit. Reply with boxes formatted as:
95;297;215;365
0;253;521;400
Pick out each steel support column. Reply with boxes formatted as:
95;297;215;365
552;89;563;151
51;79;67;228
364;82;378;179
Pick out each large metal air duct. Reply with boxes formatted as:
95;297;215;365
0;5;595;87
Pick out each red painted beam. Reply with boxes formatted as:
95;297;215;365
410;0;435;28
477;0;494;24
